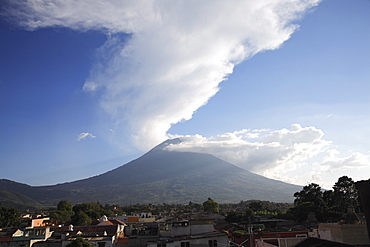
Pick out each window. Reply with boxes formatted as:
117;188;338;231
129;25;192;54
296;234;307;238
98;242;105;247
181;242;189;247
172;221;189;227
208;240;217;247
24;230;34;237
35;229;45;236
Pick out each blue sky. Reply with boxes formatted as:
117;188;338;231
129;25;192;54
1;0;369;189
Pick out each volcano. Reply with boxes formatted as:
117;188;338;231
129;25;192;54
0;139;301;206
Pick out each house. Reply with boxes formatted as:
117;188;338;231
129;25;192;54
96;216;127;227
59;225;124;247
115;213;156;224
304;206;370;246
232;231;308;247
146;219;228;247
114;216;141;224
31;224;126;247
0;226;53;247
148;231;228;247
114;217;228;247
133;213;156;223
119;222;160;247
0;228;23;245
169;220;215;237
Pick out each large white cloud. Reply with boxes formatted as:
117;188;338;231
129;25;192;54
165;124;370;187
166;124;329;171
4;0;321;150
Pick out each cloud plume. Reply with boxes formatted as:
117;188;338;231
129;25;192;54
4;0;320;150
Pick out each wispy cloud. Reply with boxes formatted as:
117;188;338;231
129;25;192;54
166;124;370;186
3;0;321;150
77;132;96;141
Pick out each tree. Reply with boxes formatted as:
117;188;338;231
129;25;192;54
71;211;92;226
290;177;362;223
323;190;335;209
292;183;325;222
50;210;74;225
72;202;113;221
50;200;74;224
294;183;323;206
321;189;342;222
66;237;94;247
240;208;254;226
249;201;263;212
332;176;359;213
203;198;219;213
186;201;202;212
291;202;317;222
225;210;240;223
0;206;20;228
58;200;73;211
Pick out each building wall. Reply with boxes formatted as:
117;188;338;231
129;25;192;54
126;236;159;247
171;223;190;237
138;218;155;223
190;225;213;236
277;238;306;247
115;216;139;224
33;241;62;247
341;224;369;245
255;240;276;247
156;234;228;247
31;218;50;228
62;239;114;247
171;221;214;237
319;224;343;243
356;180;370;242
319;223;369;245
0;240;30;247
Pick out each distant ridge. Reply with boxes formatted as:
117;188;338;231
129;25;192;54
0;139;301;207
0;186;43;210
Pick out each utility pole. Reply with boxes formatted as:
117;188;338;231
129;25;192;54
248;216;253;247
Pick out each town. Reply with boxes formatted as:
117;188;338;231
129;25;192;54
1;177;369;247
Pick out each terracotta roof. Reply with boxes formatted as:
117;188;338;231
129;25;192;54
99;221;114;225
107;219;126;225
293;237;356;247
